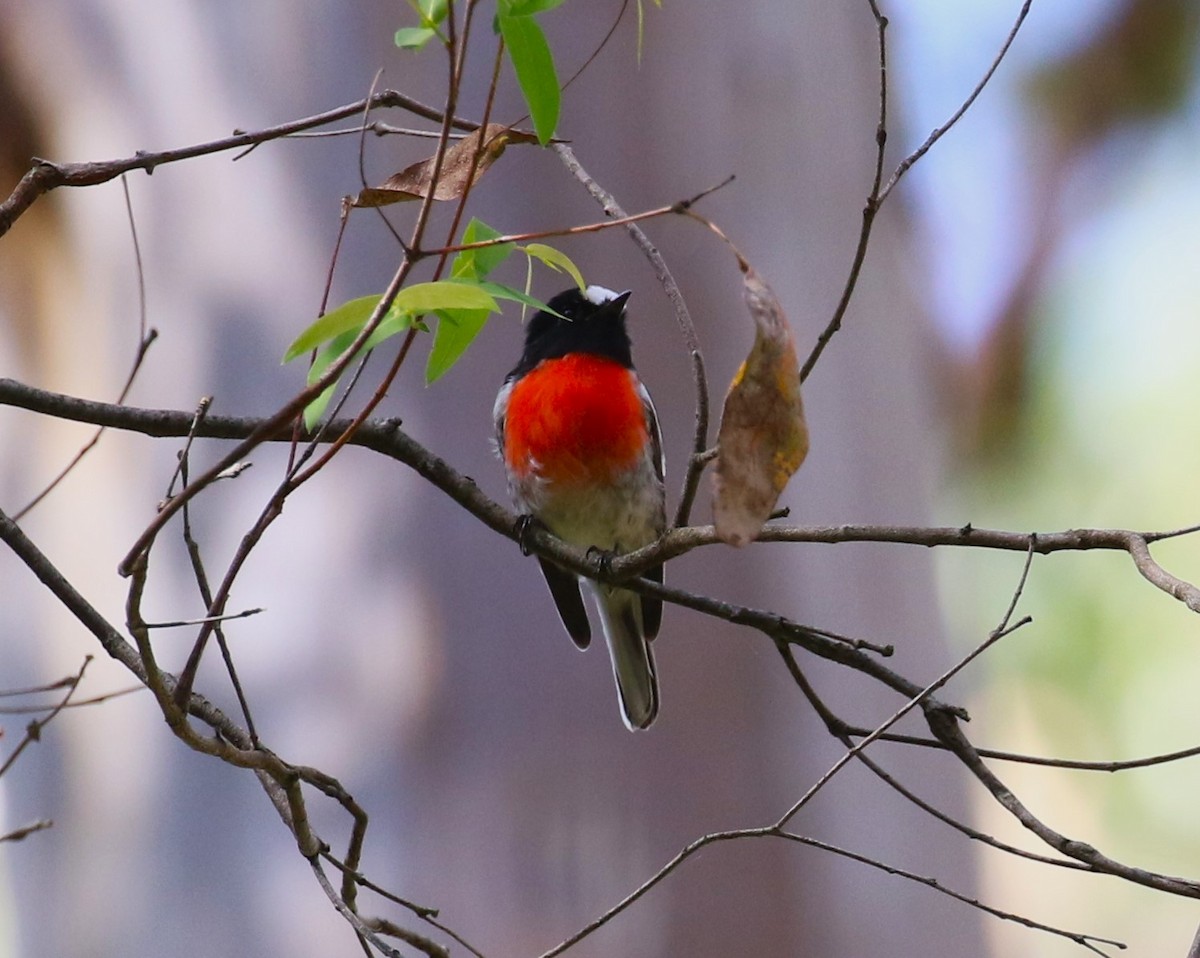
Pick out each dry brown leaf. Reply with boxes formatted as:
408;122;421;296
352;124;537;207
712;265;809;547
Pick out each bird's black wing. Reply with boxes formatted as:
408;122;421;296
538;556;591;649
639;380;665;641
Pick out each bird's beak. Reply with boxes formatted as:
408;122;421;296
600;289;633;319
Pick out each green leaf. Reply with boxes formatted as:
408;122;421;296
302;329;357;430
634;0;662;64
284;281;491;363
303;386;337;431
284;295;387;363
476;281;551;312
395;26;439;50
451;218;513;280
393;279;499;314
521;242;585;291
287;280;499;422
419;0;450;25
500;0;566;15
497;14;560;144
426;308;490;384
636;0;646;62
299;311;417;429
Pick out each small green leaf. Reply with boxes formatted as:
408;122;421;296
522;243;585;291
393;279;499;315
476;281;552;313
634;0;661;64
299;312;417;429
426;308;490;384
283;281;496;362
302;329;357;430
303;387;337;431
451;218;513;280
498;14;560;144
636;0;646;62
395;26;438;49
288;281;498;419
500;0;566;15
284;295;387;363
419;0;450;25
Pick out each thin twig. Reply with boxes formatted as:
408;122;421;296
0;820;54;843
771;831;1123;956
776;645;1092;875
0;685;143;715
541;825;1121;958
926;705;1200;897
839;725;1200;774
799;4;888;382
363;917;449;958
143;608;264;629
11;380;1200;618
172;404;262;744
288;122;469;140
878;0;1034;203
309;860;407;958
13;177;158;525
552;143;712;527
775;613;1031;829
0;676;78;697
0;656;91;779
426;178;732;258
773;541;1033;825
0;91;482;239
1127;534;1200;613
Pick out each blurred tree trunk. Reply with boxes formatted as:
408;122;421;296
0;2;984;956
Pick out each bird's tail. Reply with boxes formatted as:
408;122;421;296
593;585;659;730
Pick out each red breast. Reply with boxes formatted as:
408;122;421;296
504;353;649;487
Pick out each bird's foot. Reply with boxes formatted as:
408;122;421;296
515;514;541;556
585;545;617;579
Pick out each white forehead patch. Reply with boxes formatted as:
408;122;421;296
584;284;621;306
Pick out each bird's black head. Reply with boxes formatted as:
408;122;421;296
508;286;634;379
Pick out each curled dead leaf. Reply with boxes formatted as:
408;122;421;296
353;124;537;207
712;265;809;547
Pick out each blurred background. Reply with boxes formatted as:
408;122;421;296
0;1;1197;956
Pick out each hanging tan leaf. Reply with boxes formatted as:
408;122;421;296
353;124;537;207
712;265;809;547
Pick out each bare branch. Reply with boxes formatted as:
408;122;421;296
0;91;483;239
8;380;1200;622
0;685;143;716
1127;534;1200;613
774;541;1036;829
840;725;1200;774
879;0;1035;202
0;820;53;843
541;825;1122;958
799;3;889;382
427;178;733;257
552;143;713;528
0;656;91;779
310;860;407;958
926;707;1200;897
142;607;264;629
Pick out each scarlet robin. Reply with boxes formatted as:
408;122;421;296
494;285;666;730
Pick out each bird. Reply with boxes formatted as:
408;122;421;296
494;285;666;730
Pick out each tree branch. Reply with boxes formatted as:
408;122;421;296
0;90;495;239
552;143;713;528
7;377;1200;620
